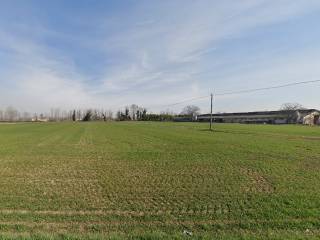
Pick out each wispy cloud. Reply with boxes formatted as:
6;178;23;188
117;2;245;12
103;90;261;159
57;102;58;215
0;0;320;113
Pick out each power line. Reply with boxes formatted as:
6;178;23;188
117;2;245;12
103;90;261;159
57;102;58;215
215;79;320;96
158;79;320;108
115;79;320;110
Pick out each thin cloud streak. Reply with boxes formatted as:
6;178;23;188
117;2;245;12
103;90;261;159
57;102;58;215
0;1;319;113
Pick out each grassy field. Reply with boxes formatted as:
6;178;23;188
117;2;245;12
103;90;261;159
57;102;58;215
0;122;319;239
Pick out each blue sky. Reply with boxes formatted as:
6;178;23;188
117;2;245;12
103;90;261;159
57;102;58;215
1;0;320;114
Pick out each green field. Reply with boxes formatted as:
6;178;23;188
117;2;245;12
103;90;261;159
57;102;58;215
0;122;319;239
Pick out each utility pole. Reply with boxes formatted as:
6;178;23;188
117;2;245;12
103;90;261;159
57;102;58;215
210;93;213;131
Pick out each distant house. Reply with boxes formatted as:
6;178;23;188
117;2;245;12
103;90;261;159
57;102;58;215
32;117;49;122
197;109;319;124
303;111;320;125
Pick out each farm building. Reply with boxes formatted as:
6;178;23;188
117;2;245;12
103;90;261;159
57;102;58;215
197;109;320;124
303;111;320;125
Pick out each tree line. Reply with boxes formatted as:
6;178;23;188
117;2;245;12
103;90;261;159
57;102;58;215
0;105;201;122
0;103;305;122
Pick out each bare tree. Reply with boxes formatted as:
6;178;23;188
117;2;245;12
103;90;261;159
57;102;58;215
129;104;139;120
116;110;122;120
76;110;82;121
280;103;305;111
161;109;176;116
33;113;38;121
22;112;31;121
180;105;200;116
54;108;61;121
280;103;306;123
105;110;113;120
5;106;18;122
61;110;68;121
